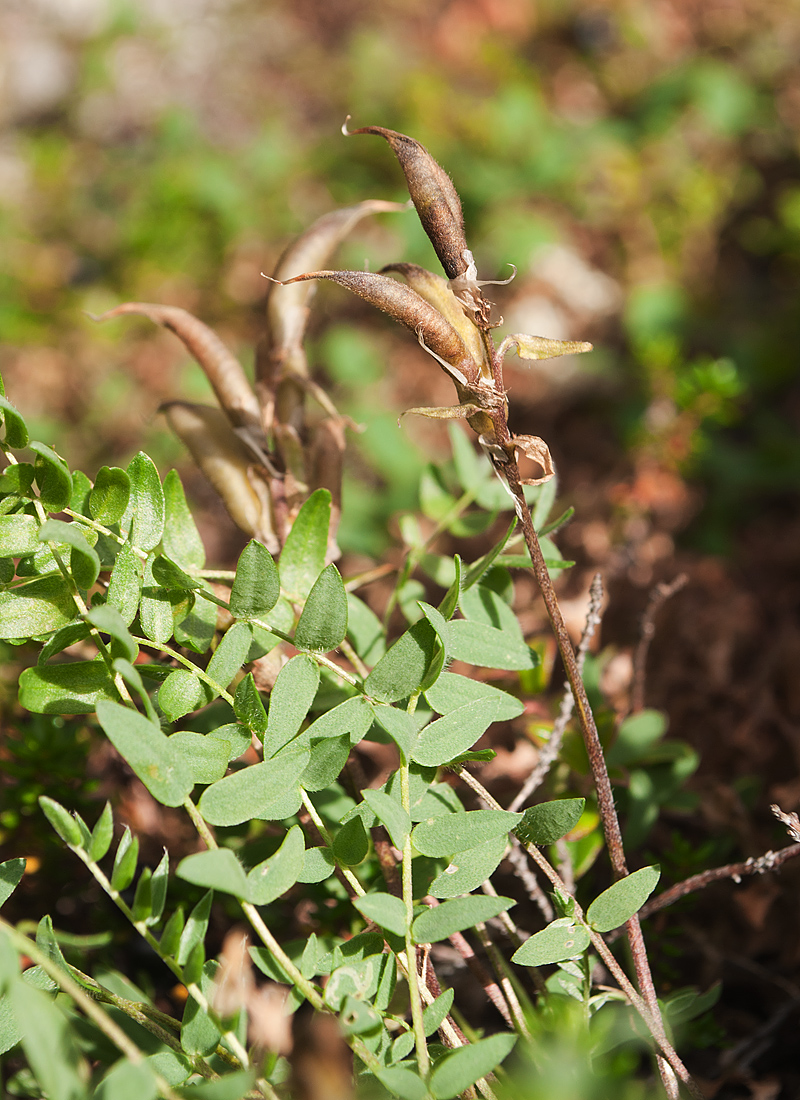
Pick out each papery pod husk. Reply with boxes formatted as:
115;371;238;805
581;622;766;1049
512;433;555;485
263;199;406;377
95;303;263;434
381;263;490;378
505;333;593;361
162;401;278;551
346;124;469;281
278;269;480;388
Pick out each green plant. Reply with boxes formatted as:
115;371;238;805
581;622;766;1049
0;125;733;1100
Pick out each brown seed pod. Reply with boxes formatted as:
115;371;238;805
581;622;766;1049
277;269;480;387
161;401;277;550
92;302;262;434
345;123;469;281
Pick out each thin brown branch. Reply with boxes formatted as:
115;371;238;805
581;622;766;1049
630;573;688;714
509;572;604;812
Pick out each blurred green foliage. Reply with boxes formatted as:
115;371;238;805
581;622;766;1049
1;0;799;551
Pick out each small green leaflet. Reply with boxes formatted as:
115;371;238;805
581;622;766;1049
515;798;586;846
230;539;280;619
412;810;522;857
412;896;516;944
586;865;661;932
123;453;165;552
365;619;438;704
278;488;330;601
295;563;347;652
162;468;205;570
38;519;100;590
89;466;131;525
198;749;309;826
96;700;194;807
412;698;500;767
247;824;304;905
19;661;117;715
429;833;508;899
429;1032;517;1099
511;917;591;967
353;892;407;937
446;619;539;671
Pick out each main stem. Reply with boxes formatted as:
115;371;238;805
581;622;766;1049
499;454;677;1098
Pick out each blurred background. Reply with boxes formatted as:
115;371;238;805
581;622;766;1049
2;0;800;1089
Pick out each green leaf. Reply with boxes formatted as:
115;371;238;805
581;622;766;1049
332;815;369;866
132;867;153;924
0;573;76;639
38;519;100;590
515;798;586;847
94;1059;157;1100
88;803;114;862
89;466;131;525
246;824;304;905
295;563;347;652
168;732;229;785
263;654;320;755
0;514;39;557
430;834;508;899
111;827;139;891
39;796;82;846
152;844;171;924
424;672;523;722
178;891;212;966
10;977;89;1100
86;604;138;662
163;469;205;570
412;810;522;858
229;539;280;619
339;994;381;1037
412;896;515;944
461;519;516;590
19;661;118;714
446;619;539;670
233;672;268;734
177;849;250;898
97;700;194;807
301;695;374;745
159;909;185;958
297;846;336;884
0;395;29;448
159;670;207;722
605;709;668;767
123;453;165;552
151;554;201;591
0;859;26;909
175;588;219;655
198;749;309;827
208;722;252;760
301;732;351;792
586;866;661;932
106;542;142;626
29;442;71;512
422;986;455;1035
353;893;407;937
278;488;331;601
371;705;415;765
140;555;177;646
511;917;591;967
412;698;500;767
205;621;253;695
429;1032;517;1099
365;619;438;704
181;960;220;1056
375;1067;428;1100
361;789;411;850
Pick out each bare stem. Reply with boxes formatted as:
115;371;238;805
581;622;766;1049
630;573;689;714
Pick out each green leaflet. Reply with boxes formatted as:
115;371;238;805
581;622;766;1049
0;575;77;639
246;824;304;905
412;809;522;858
89;466;131;525
295;563;348;652
96;700;194;807
122;452;165;552
515;798;586;846
278;488;331;601
511;917;591;967
230;539;280;619
162;468;205;570
19;661;118;715
412;697;500;767
365;619;438;704
198;749;309;826
412;895;515;944
586;865;661;933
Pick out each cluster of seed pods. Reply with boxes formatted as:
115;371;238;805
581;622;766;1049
96;126;591;554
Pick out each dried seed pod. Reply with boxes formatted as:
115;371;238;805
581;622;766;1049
345;123;469;281
380;262;490;376
278;269;480;387
511;433;555;485
161;401;278;551
93;302;262;434
264;199;406;380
